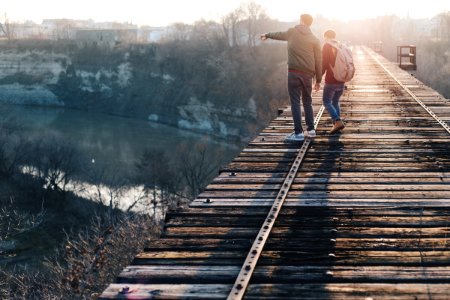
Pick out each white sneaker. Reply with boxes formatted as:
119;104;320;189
305;129;316;138
285;132;305;142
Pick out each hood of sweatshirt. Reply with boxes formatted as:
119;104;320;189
294;24;312;35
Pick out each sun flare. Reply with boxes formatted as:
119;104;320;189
265;0;449;23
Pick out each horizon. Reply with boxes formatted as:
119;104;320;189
2;0;450;27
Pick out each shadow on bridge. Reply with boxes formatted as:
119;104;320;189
241;133;347;298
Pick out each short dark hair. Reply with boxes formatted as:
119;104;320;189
300;14;313;26
324;29;336;39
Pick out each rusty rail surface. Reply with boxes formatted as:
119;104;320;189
227;106;325;300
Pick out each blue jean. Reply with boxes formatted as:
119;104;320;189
323;83;344;121
288;72;314;133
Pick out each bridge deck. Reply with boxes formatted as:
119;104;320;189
100;47;450;299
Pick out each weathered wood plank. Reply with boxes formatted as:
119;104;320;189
213;177;450;184
163;226;450;239
145;238;450;251
192;199;450;207
198;190;450;199
215;171;450;178
204;184;450;192
165;215;450;227
117;265;450;284
100;283;450;299
134;250;450;261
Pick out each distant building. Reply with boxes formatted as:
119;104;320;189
13;21;45;39
93;22;138;30
75;29;138;47
40;19;96;40
138;26;166;42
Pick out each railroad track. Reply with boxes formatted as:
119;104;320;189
100;46;450;299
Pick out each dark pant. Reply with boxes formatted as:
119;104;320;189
288;71;314;133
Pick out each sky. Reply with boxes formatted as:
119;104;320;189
2;0;450;26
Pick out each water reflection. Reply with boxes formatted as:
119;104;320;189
71;182;161;218
3;104;244;210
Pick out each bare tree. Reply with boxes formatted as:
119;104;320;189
16;133;83;201
1;212;160;300
166;22;191;42
0;268;54;300
221;7;244;47
177;142;224;199
438;12;450;41
135;149;178;218
82;164;128;223
61;212;161;298
0;119;29;178
0;13;16;40
242;1;268;47
0;197;45;248
23;133;81;195
221;2;270;48
191;20;226;49
0;197;45;288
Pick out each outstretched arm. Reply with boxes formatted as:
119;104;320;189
260;31;288;41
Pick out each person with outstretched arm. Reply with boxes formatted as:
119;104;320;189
261;14;322;142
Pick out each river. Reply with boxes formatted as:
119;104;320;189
1;104;245;205
1;104;248;268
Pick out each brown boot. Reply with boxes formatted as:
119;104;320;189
329;120;345;134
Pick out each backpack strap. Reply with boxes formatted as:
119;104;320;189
324;41;338;67
325;40;341;49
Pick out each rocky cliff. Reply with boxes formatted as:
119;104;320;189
0;40;288;140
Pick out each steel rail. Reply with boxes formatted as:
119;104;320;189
366;47;450;135
227;105;326;300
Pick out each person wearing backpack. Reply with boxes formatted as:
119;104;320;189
322;29;354;134
261;14;322;142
